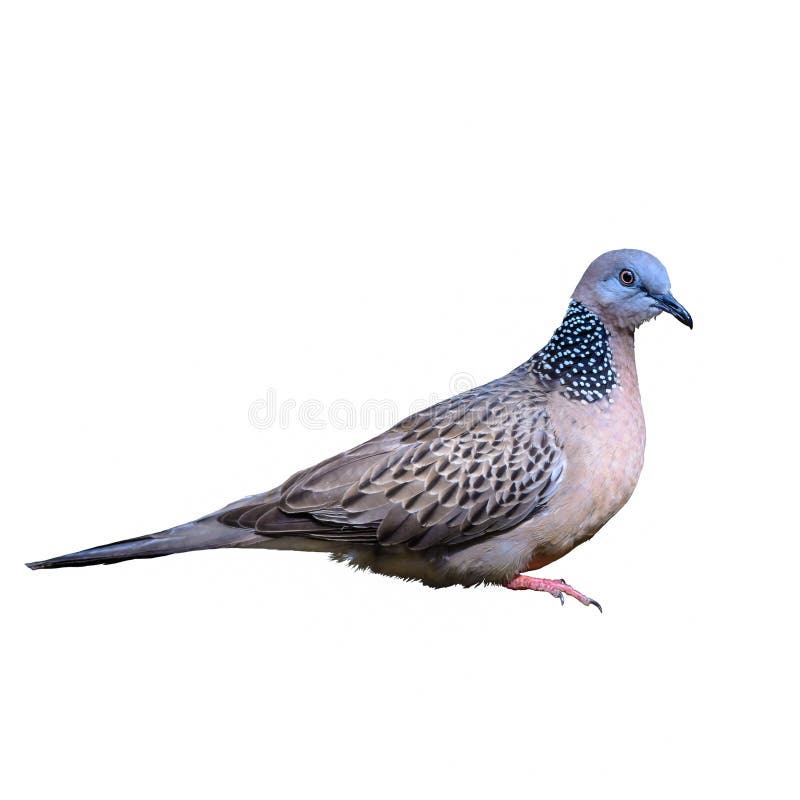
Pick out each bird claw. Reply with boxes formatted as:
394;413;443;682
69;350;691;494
549;589;566;605
504;574;603;612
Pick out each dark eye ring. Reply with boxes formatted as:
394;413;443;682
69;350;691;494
619;269;635;286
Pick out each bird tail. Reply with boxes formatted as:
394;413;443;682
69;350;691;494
26;517;260;570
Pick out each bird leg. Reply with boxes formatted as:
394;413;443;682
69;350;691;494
504;574;602;612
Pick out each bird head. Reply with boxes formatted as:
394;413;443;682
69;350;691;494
572;249;693;332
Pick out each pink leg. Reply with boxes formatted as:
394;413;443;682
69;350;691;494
504;574;602;612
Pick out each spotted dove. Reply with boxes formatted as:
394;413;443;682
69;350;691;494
27;249;692;610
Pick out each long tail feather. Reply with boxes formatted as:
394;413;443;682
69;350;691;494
26;519;258;570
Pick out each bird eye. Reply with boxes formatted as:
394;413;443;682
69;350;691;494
619;269;635;286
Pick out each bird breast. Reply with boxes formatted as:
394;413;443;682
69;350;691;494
522;333;646;567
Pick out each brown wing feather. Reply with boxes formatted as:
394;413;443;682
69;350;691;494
220;368;564;550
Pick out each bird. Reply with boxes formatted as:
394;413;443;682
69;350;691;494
27;249;692;610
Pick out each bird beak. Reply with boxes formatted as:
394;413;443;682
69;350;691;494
651;292;693;329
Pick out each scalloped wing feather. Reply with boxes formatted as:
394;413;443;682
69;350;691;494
220;370;564;551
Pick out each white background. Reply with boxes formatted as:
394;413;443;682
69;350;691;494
2;2;798;798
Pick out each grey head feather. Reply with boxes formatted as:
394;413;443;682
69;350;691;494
574;249;691;330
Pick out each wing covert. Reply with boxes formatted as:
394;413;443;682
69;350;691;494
222;371;565;550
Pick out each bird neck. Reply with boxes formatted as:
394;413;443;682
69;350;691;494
606;324;640;403
528;300;623;403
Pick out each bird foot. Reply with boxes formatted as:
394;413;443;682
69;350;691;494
504;574;602;612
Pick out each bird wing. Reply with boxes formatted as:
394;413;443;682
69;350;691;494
220;371;564;551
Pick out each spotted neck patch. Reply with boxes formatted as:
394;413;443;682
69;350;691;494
529;300;618;403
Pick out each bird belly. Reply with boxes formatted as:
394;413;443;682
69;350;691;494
520;386;646;570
